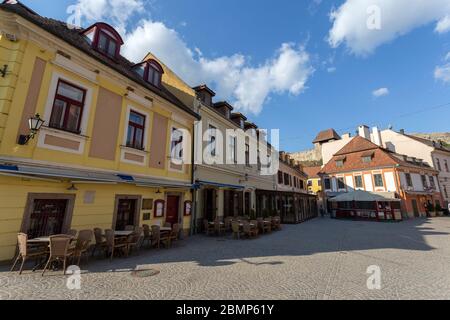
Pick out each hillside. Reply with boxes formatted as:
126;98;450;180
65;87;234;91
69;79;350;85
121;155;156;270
412;132;450;147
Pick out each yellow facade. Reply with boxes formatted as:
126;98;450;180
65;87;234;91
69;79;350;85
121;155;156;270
0;8;197;261
308;178;322;195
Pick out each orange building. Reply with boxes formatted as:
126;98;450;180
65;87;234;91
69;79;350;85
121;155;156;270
320;136;443;220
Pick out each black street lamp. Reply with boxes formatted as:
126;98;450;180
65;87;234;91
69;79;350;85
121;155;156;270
18;113;45;145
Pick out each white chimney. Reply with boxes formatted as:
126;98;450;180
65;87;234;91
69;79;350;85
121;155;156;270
358;125;370;140
372;126;382;146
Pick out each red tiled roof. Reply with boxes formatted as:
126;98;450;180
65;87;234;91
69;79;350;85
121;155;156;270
334;136;379;156
0;1;200;120
320;136;437;175
303;166;322;179
313;129;341;144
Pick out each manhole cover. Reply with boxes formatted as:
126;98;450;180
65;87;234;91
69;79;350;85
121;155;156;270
131;269;160;278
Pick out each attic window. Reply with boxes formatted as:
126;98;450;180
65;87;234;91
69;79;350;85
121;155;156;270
335;156;346;168
83;23;124;59
133;60;164;88
360;151;374;163
146;61;163;87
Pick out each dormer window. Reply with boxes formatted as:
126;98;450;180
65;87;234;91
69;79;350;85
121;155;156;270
335;156;346;168
82;23;124;59
133;59;164;88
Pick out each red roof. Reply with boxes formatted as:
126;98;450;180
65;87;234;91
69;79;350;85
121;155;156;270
313;129;341;144
303;166;322;179
321;136;437;175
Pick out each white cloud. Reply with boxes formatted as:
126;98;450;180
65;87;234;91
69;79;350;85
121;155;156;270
436;15;450;33
123;21;313;114
73;0;144;33
372;87;389;98
435;52;450;83
328;0;450;56
74;0;314;115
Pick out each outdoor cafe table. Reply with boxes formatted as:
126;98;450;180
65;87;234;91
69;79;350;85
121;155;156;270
114;231;134;237
27;236;75;244
160;227;172;232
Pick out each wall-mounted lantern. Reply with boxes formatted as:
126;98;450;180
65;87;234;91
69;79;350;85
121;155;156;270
0;65;8;78
18;114;45;145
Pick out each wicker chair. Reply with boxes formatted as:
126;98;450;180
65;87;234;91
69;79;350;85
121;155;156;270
91;228;106;257
224;217;233;232
67;229;78;237
151;225;171;249
125;228;143;257
72;230;93;266
250;220;259;237
243;222;257;239
104;230;127;261
10;233;48;275
214;221;225;236
142;224;152;248
272;216;281;230
170;224;180;243
231;221;243;240
203;220;215;236
42;235;73;276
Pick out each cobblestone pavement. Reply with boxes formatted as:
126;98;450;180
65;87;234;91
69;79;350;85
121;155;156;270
2;217;450;300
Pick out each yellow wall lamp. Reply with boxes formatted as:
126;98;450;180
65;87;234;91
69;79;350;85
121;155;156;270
18;114;45;145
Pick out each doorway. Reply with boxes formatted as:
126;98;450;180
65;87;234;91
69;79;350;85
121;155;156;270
412;199;420;218
245;192;251;216
115;198;138;231
204;189;216;221
28;199;68;238
166;195;180;226
22;194;75;239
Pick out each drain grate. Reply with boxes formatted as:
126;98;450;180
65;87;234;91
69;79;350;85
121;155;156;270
131;269;160;278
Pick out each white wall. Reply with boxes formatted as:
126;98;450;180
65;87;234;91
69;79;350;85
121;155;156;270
384;172;396;192
411;173;424;192
345;176;354;191
364;174;374;191
321;136;354;165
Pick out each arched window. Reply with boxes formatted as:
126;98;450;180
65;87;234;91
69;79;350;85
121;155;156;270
82;23;124;59
133;59;164;88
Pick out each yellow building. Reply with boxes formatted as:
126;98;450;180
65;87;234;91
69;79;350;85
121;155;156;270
303;166;322;195
0;2;199;262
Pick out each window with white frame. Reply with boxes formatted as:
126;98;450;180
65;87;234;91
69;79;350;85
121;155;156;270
374;174;384;188
354;175;363;189
126;111;146;150
229;135;237;164
49;80;86;134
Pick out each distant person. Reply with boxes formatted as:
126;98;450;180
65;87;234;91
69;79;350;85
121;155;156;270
320;206;325;218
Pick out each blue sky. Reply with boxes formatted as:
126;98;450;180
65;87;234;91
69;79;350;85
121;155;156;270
21;0;450;152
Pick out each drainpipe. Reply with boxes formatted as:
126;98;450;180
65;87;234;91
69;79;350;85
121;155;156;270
190;121;197;236
190;101;201;236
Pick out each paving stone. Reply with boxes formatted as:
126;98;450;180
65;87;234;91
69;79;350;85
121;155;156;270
1;217;450;300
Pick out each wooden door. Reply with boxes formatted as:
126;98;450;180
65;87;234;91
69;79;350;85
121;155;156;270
412;199;420;218
166;196;180;226
204;189;216;221
116;199;137;231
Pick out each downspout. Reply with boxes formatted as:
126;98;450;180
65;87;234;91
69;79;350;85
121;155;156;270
190;99;201;236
